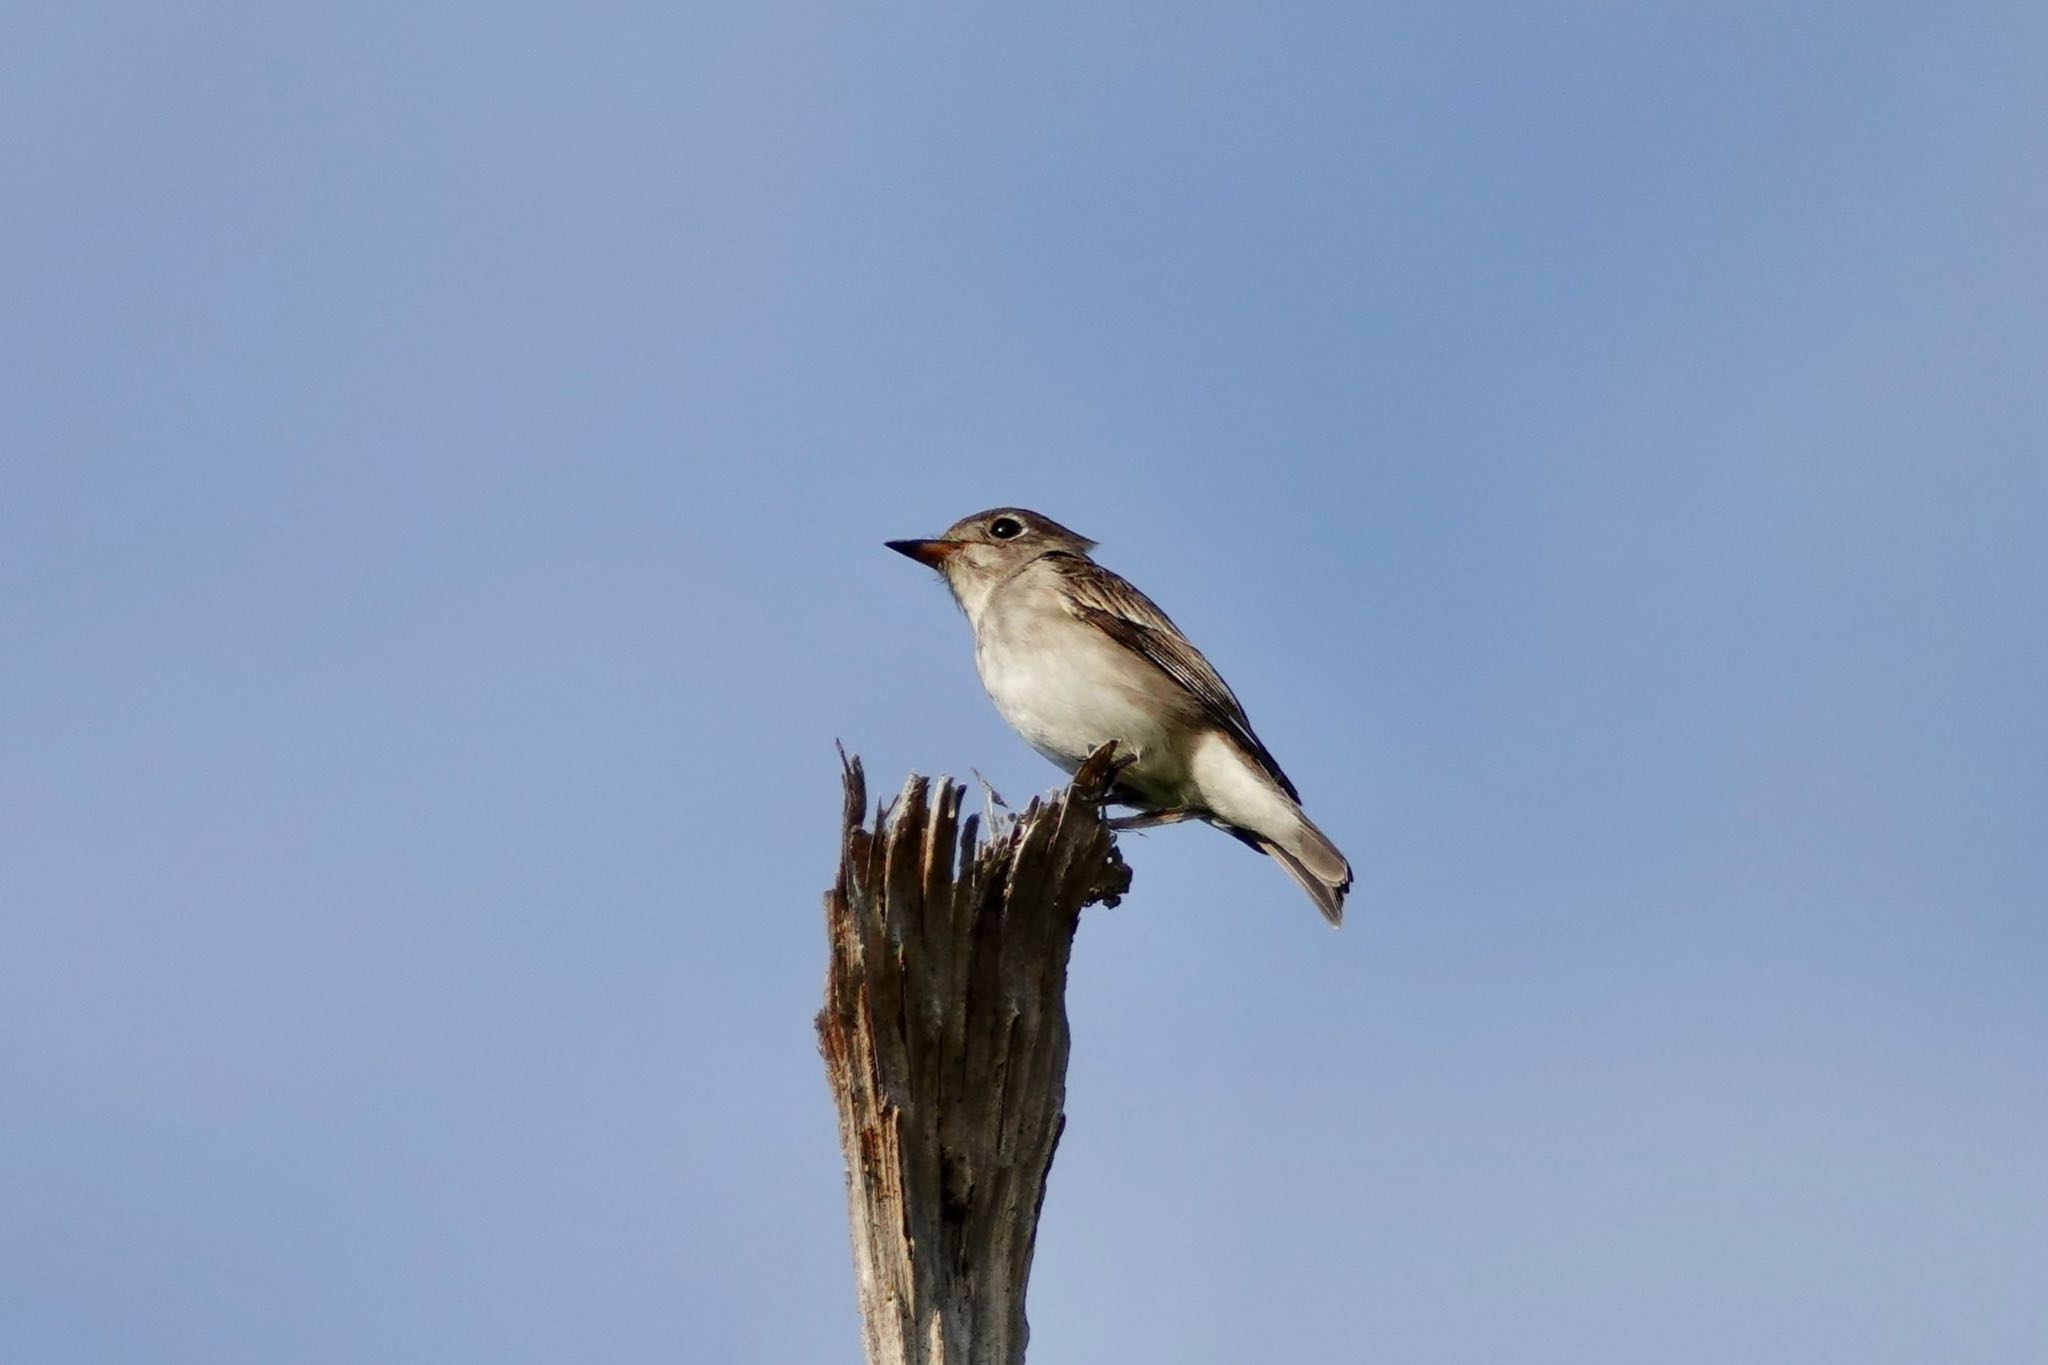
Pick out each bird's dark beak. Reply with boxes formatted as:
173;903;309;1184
886;538;960;568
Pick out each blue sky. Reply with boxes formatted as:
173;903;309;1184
4;4;2044;1361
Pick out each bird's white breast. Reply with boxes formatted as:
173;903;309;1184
969;567;1192;795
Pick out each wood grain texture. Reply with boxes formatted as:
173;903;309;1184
818;744;1132;1365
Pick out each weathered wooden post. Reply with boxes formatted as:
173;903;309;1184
817;743;1132;1365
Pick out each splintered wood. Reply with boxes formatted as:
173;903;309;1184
817;744;1131;1365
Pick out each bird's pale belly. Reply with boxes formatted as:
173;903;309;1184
974;629;1193;803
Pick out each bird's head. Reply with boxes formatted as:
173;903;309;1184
887;507;1096;618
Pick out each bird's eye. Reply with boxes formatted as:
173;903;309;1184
989;516;1023;540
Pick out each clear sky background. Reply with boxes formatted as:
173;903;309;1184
4;4;2044;1362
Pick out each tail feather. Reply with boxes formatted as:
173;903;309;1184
1187;733;1352;925
1284;809;1351;891
1258;811;1351;927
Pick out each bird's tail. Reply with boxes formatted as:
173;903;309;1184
1256;808;1351;927
1192;734;1353;926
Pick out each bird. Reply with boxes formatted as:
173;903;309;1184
887;507;1352;925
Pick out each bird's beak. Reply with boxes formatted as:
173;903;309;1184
886;538;961;568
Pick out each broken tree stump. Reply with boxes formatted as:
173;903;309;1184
817;743;1132;1365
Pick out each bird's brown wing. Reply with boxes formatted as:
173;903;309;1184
1043;552;1300;801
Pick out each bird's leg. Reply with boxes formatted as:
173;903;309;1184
1108;808;1199;832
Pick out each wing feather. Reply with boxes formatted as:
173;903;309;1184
1043;553;1300;801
